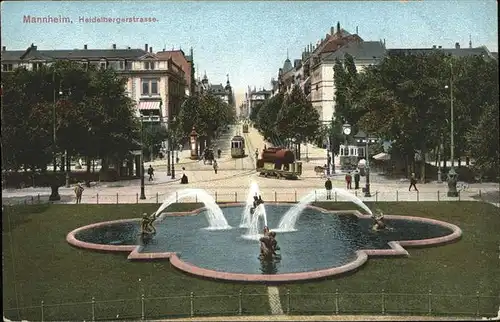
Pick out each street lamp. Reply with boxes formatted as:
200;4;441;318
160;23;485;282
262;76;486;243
444;60;458;197
357;134;377;197
437;133;443;183
139;115;146;200
170;117;177;179
341;123;351;170
49;71;61;201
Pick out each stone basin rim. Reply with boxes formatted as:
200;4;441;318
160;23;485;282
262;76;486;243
66;203;462;283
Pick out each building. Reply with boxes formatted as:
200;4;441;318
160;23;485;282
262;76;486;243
243;86;273;118
155;48;195;96
196;72;235;107
1;43;187;127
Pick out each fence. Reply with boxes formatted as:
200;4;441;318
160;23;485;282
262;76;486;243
3;290;498;321
2;189;497;206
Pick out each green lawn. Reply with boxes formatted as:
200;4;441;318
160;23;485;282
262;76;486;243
2;202;499;320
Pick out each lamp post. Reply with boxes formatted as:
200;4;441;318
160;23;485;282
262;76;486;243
342;123;351;170
437;133;443;183
358;134;377;198
49;71;61;201
170;117;176;179
444;60;458;197
139;115;146;200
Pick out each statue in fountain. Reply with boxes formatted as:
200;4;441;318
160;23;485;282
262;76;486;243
371;209;387;231
251;194;264;214
141;212;157;235
259;231;280;261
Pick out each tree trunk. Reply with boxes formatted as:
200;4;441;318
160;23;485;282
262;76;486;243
434;147;439;167
458;156;462;168
420;148;426;183
60;155;65;172
466;156;470;166
86;156;91;187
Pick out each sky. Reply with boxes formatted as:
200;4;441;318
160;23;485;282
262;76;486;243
1;0;498;106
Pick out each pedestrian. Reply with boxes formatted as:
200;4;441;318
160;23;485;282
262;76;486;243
255;149;259;161
217;148;222;159
354;170;361;189
74;183;84;204
213;160;218;174
409;172;418;191
345;172;352;189
147;165;154;181
325;177;333;200
323;164;328;178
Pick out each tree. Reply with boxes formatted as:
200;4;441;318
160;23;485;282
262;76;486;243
277;85;321;144
256;93;284;142
466;103;499;179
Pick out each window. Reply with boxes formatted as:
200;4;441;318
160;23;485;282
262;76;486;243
32;63;43;71
143;61;155;70
100;61;107;69
358;148;365;157
2;64;13;71
141;79;160;95
119;60;125;70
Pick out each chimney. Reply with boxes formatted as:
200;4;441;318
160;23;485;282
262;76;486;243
331;26;334;35
149;46;152;53
438;45;442;49
112;44;116;50
127;46;131;50
455;42;460;49
2;46;6;51
84;44;87;50
145;43;148;52
432;45;436;49
337;21;340;33
356;26;359;34
383;38;386;46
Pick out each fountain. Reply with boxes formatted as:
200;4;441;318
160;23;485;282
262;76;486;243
276;188;373;232
67;186;462;282
240;181;261;228
155;188;231;230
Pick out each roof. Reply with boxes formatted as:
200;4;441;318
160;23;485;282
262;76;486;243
282;58;293;73
2;45;149;62
322;41;386;62
210;84;225;93
387;47;494;58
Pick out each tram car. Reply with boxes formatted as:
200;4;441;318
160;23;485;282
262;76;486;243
256;147;302;179
230;135;246;158
242;123;249;133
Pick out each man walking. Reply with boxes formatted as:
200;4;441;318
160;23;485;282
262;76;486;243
345;172;352;189
325;177;333;200
213;160;218;174
354;170;361;190
74;183;84;204
409;172;419;191
147;165;154;181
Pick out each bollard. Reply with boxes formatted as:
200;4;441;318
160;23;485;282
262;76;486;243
335;289;339;314
215;191;218;203
396;190;399;202
286;289;291;315
41;300;44;322
335;191;337;202
190;292;194;317
156;192;159;204
294;190;297;203
274;191;277;202
381;289;385;314
38;194;41;203
116;193;119;204
235;192;237;203
31;196;34;204
476;291;480;316
195;194;198;203
91;296;95;321
238;290;243;315
437;190;440;202
314;190;317;202
176;191;178;203
136;193;138;204
417;190;419;202
141;294;145;320
428;289;432;315
376;191;379;202
96;193;99;204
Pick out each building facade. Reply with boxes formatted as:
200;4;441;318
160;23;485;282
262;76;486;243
196;72;235;107
155;48;195;96
243;86;272;118
1;43;187;127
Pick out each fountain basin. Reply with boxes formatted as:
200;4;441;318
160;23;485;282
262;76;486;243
66;203;462;283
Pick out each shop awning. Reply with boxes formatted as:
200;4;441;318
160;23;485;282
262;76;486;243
138;101;161;110
373;152;391;161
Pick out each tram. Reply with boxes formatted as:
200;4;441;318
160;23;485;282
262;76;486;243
230;135;246;158
256;147;302;179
